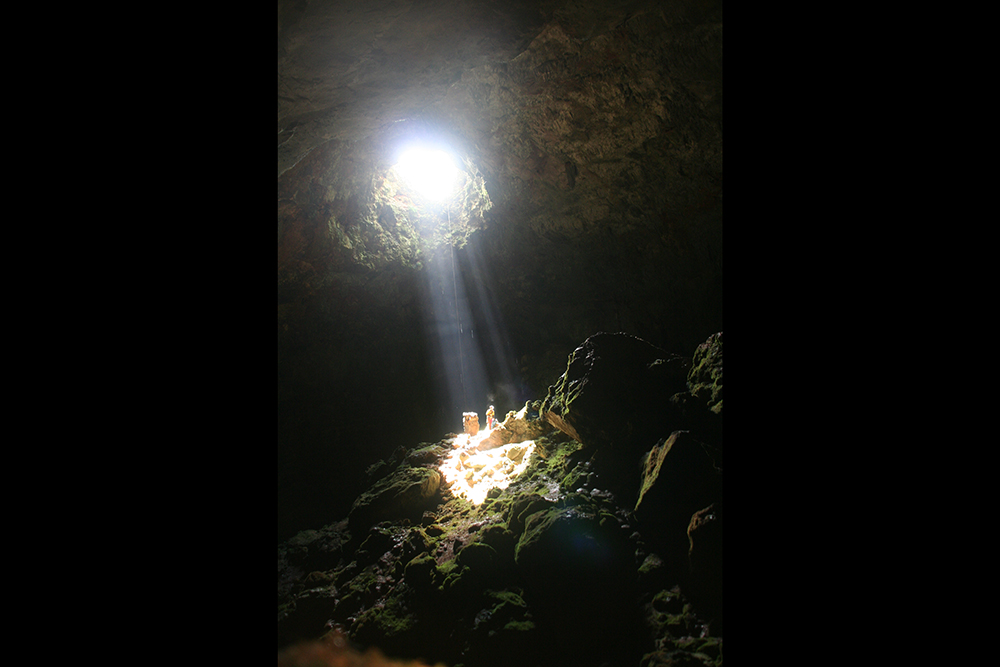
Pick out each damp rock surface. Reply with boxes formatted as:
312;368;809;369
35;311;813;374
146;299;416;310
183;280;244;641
279;332;724;666
349;465;443;531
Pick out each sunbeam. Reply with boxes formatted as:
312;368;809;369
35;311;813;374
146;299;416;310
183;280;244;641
419;243;490;425
417;236;527;434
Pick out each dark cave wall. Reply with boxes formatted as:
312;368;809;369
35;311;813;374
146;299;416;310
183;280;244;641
277;260;441;538
477;208;722;382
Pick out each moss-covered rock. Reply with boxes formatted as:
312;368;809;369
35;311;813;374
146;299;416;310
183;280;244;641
514;500;631;596
538;333;693;503
456;541;497;571
662;332;724;459
540;333;689;452
633;431;723;577
505;493;556;534
464;589;539;667
336;563;381;616
404;442;450;466
450;542;506;595
637;552;670;598
475;524;516;566
350;595;419;658
402;553;438;592
686;502;723;633
279;520;352;587
355;525;398;565
349;465;441;531
687;332;722;415
641;585;722;665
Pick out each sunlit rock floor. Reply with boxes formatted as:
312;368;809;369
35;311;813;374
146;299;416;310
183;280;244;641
279;420;722;667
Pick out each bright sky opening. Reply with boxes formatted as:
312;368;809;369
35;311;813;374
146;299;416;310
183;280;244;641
394;147;461;201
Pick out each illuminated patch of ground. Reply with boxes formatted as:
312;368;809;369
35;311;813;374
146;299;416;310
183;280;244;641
440;430;536;505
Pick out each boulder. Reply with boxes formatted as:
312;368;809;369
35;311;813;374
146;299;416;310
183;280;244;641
633;431;722;574
513;501;631;592
512;499;641;666
540;332;689;457
505;493;556;534
476;524;517;569
350;595;420;659
402;553;438;592
465;589;539;667
672;331;723;454
687;502;723;632
348;466;441;532
687;332;723;415
456;541;498;571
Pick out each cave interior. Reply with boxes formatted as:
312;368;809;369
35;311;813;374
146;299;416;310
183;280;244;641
279;0;722;540
278;0;723;663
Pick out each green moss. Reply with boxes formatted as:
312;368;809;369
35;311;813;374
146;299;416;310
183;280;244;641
338;564;380;613
403;553;437;590
558;465;587;492
651;588;685;614
506;494;554;534
477;524;515;555
437;558;459;577
687;637;723;664
503;620;535;632
687;332;723;412
440;565;473;600
349;465;441;530
485;589;526;608
351;594;418;648
365;459;391;482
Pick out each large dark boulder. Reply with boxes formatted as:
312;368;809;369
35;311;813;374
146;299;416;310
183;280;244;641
539;332;690;500
633;431;722;577
687;332;723;414
513;498;642;665
514;503;630;587
672;331;724;455
348;465;441;532
687;501;723;633
540;332;689;450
